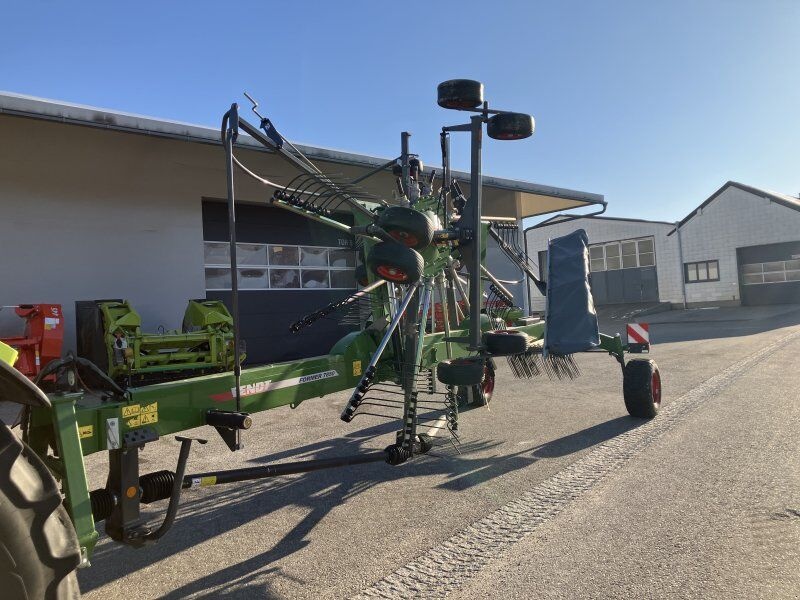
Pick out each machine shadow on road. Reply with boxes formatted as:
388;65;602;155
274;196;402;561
79;413;645;598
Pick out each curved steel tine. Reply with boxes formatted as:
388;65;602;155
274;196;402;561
300;181;337;209
280;172;318;194
316;189;351;212
294;176;329;205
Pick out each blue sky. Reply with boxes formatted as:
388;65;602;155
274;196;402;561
2;1;798;224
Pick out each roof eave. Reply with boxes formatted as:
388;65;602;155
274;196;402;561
0;90;602;206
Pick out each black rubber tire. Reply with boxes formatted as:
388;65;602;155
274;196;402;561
457;360;495;409
487;112;535;140
366;241;424;284
355;264;369;287
437;358;485;386
623;359;662;418
0;422;81;599
376;207;434;251
484;330;529;356
437;79;484;109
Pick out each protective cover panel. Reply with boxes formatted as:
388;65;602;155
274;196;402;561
544;229;599;354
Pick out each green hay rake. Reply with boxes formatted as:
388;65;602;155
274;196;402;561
0;80;662;599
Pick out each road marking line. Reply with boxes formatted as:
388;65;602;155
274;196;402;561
353;329;800;599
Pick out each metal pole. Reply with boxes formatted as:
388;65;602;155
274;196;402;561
480;265;515;302
449;262;470;312
183;452;388;487
675;221;687;309
224;128;243;450
401;131;411;205
468;115;484;350
340;282;420;422
436;272;453;358
400;278;432;451
441;131;451;227
368;282;419;371
520;219;531;316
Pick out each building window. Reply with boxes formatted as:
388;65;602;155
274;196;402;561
588;237;656;272
740;259;800;285
684;260;719;283
204;241;357;291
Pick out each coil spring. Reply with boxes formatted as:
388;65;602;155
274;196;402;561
384;444;412;466
341;365;376;421
89;469;176;524
445;387;459;432
400;390;419;447
140;470;176;503
90;488;115;523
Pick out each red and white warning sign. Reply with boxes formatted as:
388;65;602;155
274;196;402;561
627;322;650;345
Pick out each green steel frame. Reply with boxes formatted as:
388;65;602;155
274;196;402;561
15;85;635;566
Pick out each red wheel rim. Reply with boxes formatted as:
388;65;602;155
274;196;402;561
376;265;408;282
651;370;662;408
389;230;419;248
481;365;495;400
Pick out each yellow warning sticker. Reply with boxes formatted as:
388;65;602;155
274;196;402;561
125;415;141;428
141;402;158;414
122;404;140;418
78;425;94;439
200;476;217;486
140;411;158;425
353;360;362;377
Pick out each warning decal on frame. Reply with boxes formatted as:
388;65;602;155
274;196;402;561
122;404;140;418
353;361;362;377
140;412;158;425
123;403;158;427
78;425;93;439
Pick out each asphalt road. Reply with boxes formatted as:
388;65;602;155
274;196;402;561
78;306;800;599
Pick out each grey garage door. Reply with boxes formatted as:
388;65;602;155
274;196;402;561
587;237;659;305
737;241;800;306
202;200;359;366
589;267;659;305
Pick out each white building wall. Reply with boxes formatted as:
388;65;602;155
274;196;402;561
525;218;682;311
675;186;800;305
0;115;291;349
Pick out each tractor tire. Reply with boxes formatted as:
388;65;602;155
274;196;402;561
437;79;484;110
377;207;435;250
623;359;662;418
0;422;81;599
355;264;369;287
367;241;424;284
484;330;529;356
437;358;485;387
457;360;496;409
487;112;535;140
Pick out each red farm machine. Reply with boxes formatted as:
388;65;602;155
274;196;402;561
0;304;64;378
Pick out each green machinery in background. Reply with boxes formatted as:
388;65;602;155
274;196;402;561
76;299;242;385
